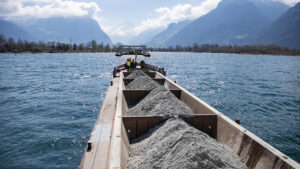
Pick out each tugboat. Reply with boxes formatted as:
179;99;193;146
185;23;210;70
80;48;299;169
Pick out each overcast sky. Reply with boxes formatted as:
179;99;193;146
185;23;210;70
0;0;299;43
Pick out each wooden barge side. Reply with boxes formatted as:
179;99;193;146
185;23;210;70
80;66;300;169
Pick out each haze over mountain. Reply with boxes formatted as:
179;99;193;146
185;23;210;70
0;17;112;45
23;17;112;45
165;0;289;47
147;20;192;48
249;2;300;48
249;0;289;21
0;0;297;48
0;19;34;41
128;28;164;45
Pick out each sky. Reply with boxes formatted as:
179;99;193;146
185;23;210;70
0;0;299;43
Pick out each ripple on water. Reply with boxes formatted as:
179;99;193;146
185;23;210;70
0;53;300;169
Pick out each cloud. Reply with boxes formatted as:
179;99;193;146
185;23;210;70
101;21;138;44
0;0;101;20
102;24;134;37
102;0;221;43
133;0;221;34
272;0;300;6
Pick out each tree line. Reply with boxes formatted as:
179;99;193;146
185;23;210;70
149;44;300;56
1;34;299;56
0;34;114;53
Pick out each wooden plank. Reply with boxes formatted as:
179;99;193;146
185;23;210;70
123;89;181;107
169;89;181;99
123;78;165;86
80;78;119;169
123;78;134;85
123;90;150;105
123;71;155;78
122;116;169;141
178;114;218;139
144;72;156;78
123;72;131;78
152;78;165;85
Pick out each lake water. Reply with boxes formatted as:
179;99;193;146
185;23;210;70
0;52;299;168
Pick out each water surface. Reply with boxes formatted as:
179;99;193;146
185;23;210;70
0;52;299;168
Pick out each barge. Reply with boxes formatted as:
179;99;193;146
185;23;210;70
80;52;300;169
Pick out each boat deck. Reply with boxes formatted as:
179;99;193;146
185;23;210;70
80;66;300;169
80;78;119;169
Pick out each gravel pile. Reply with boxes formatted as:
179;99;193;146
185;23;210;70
126;70;148;79
126;86;193;116
126;76;160;90
128;118;248;169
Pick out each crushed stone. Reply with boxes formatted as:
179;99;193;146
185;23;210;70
128;118;248;169
126;76;160;90
126;86;193;116
126;70;148;79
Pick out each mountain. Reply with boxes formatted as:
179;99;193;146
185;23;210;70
129;28;163;45
147;20;192;48
24;16;112;45
0;19;33;41
250;2;300;49
109;21;136;44
249;0;289;21
166;0;288;47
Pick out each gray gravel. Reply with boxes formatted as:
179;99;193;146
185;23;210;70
126;76;160;90
126;86;193;116
126;70;148;79
128;118;248;169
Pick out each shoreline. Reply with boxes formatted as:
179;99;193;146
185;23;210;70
1;51;299;56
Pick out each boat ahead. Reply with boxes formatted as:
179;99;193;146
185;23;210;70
80;55;299;169
115;45;151;57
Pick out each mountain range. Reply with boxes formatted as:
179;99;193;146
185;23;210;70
0;16;112;45
163;0;292;47
146;20;192;48
135;0;299;48
163;0;299;49
0;0;299;49
249;2;300;49
0;19;34;41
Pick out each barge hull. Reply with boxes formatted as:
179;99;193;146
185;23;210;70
80;68;300;169
80;78;119;169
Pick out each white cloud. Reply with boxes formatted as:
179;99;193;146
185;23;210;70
2;0;296;43
272;0;300;6
133;0;221;34
0;0;101;20
103;24;133;37
106;0;298;39
101;22;137;44
101;0;221;43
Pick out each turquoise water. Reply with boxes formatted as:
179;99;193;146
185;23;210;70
0;52;299;168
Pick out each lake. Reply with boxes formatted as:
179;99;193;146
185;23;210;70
0;52;299;168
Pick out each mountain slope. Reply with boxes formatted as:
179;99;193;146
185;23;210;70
250;2;300;49
147;20;192;48
24;17;112;45
166;0;287;47
0;19;33;41
128;28;163;45
249;0;289;21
